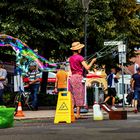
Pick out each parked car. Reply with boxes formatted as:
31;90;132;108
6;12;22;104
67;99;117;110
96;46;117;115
48;72;56;83
47;72;56;94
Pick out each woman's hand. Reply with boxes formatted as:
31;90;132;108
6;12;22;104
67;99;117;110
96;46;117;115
82;57;97;70
92;58;96;63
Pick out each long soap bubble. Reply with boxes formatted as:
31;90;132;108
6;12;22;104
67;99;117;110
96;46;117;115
0;34;57;71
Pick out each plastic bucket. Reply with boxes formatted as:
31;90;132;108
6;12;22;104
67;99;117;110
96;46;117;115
0;107;15;128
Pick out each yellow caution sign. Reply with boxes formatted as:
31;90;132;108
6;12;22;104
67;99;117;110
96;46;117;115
54;91;75;124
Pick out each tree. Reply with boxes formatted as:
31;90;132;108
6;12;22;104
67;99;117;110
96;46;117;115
86;0;140;66
85;0;118;67
0;0;140;65
110;0;140;63
0;0;83;61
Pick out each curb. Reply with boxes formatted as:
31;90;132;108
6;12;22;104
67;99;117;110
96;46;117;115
14;117;53;121
14;107;136;121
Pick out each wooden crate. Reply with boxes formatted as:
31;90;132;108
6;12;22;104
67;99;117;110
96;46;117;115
109;110;127;120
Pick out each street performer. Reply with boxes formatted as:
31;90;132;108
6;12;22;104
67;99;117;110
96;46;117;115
69;42;96;119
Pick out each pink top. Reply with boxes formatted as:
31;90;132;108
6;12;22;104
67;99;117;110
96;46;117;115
69;54;84;75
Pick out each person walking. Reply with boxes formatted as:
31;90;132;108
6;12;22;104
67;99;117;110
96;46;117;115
131;67;140;113
104;67;119;110
54;65;68;92
0;61;7;105
69;42;96;119
26;62;41;110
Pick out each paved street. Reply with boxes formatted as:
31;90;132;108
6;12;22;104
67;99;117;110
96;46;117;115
1;110;140;140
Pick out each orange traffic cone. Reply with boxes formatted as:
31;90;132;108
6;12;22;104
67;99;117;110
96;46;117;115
15;101;25;117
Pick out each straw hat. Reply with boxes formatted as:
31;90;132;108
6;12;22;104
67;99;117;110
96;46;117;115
70;42;85;50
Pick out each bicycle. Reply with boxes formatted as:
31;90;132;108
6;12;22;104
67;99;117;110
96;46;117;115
14;90;32;111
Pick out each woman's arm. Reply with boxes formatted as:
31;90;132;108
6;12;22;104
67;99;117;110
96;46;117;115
81;58;96;70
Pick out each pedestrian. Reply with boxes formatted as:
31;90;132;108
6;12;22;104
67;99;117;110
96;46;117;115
0;61;7;105
130;67;140;113
54;64;68;92
69;42;96;119
103;67;119;110
26;62;41;110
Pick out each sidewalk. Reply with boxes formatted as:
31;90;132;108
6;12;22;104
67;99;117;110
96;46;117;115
14;106;135;120
14;110;56;120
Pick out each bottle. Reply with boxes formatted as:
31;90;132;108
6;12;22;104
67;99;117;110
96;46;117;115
93;101;103;120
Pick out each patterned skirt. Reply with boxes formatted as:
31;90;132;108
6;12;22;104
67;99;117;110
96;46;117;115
69;74;85;107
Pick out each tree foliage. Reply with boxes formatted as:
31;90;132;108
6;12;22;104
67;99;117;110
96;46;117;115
87;0;140;66
0;0;83;60
0;0;140;65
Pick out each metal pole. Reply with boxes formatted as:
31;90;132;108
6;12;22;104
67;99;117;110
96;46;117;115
94;83;99;103
40;71;48;94
121;53;125;110
84;11;88;110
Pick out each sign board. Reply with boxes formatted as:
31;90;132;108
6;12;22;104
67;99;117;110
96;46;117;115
14;75;24;92
118;44;126;52
54;91;75;124
119;53;126;63
104;41;123;46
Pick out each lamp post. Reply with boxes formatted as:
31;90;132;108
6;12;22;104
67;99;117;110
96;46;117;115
81;0;90;58
79;0;91;113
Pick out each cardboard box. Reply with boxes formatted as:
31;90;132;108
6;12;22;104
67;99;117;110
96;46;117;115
109;111;127;120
